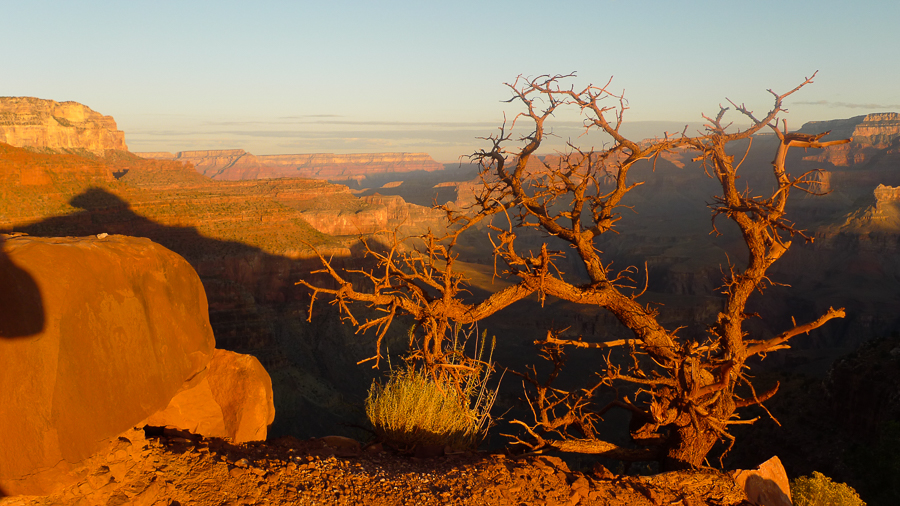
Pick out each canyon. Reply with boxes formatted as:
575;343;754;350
0;138;446;447
3;96;900;502
138;149;443;182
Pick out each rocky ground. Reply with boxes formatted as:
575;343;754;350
0;428;752;506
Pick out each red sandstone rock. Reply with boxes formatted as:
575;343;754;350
0;234;214;495
731;456;792;506
145;349;275;443
0;97;127;153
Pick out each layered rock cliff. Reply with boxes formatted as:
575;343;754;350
258;152;443;180
137;149;443;181
800;112;900;167
0;97;127;153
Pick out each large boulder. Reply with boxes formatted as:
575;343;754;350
145;348;275;443
0;234;215;495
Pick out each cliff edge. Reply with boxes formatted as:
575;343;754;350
0;97;127;153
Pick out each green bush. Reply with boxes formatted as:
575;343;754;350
791;471;866;506
365;332;499;451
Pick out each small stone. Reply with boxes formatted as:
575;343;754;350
86;471;112;490
571;476;590;495
234;458;250;468
567;491;582;506
591;463;614;479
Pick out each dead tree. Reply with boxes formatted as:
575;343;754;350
298;72;848;470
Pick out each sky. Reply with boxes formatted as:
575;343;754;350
2;0;898;162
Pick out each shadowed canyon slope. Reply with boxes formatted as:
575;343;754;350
138;149;443;182
0;97;127;153
0;140;444;443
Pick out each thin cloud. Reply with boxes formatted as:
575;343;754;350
794;100;900;110
202;118;501;128
278;114;344;119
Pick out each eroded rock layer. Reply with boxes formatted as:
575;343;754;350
137;149;443;181
801;112;900;167
0;97;127;153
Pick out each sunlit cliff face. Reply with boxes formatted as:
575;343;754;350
0;97;127;153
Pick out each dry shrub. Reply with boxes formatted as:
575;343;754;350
791;471;866;506
365;332;499;451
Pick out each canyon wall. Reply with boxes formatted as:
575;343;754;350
0;97;127;153
257;152;442;180
800;112;900;167
137;149;443;181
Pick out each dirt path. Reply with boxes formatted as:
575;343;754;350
1;428;750;505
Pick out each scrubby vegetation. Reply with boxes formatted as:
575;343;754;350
791;471;866;506
366;330;499;451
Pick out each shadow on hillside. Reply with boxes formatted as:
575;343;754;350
0;235;45;338
22;187;276;264
14;187;397;440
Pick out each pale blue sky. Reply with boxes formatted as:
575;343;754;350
2;0;897;161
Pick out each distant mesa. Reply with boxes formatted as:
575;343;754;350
135;151;176;159
0;96;127;153
134;149;443;182
800;112;900;167
799;112;900;146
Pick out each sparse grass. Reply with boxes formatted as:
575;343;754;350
791;471;866;506
365;330;500;451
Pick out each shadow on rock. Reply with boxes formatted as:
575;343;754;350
0;235;45;338
15;187;404;441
